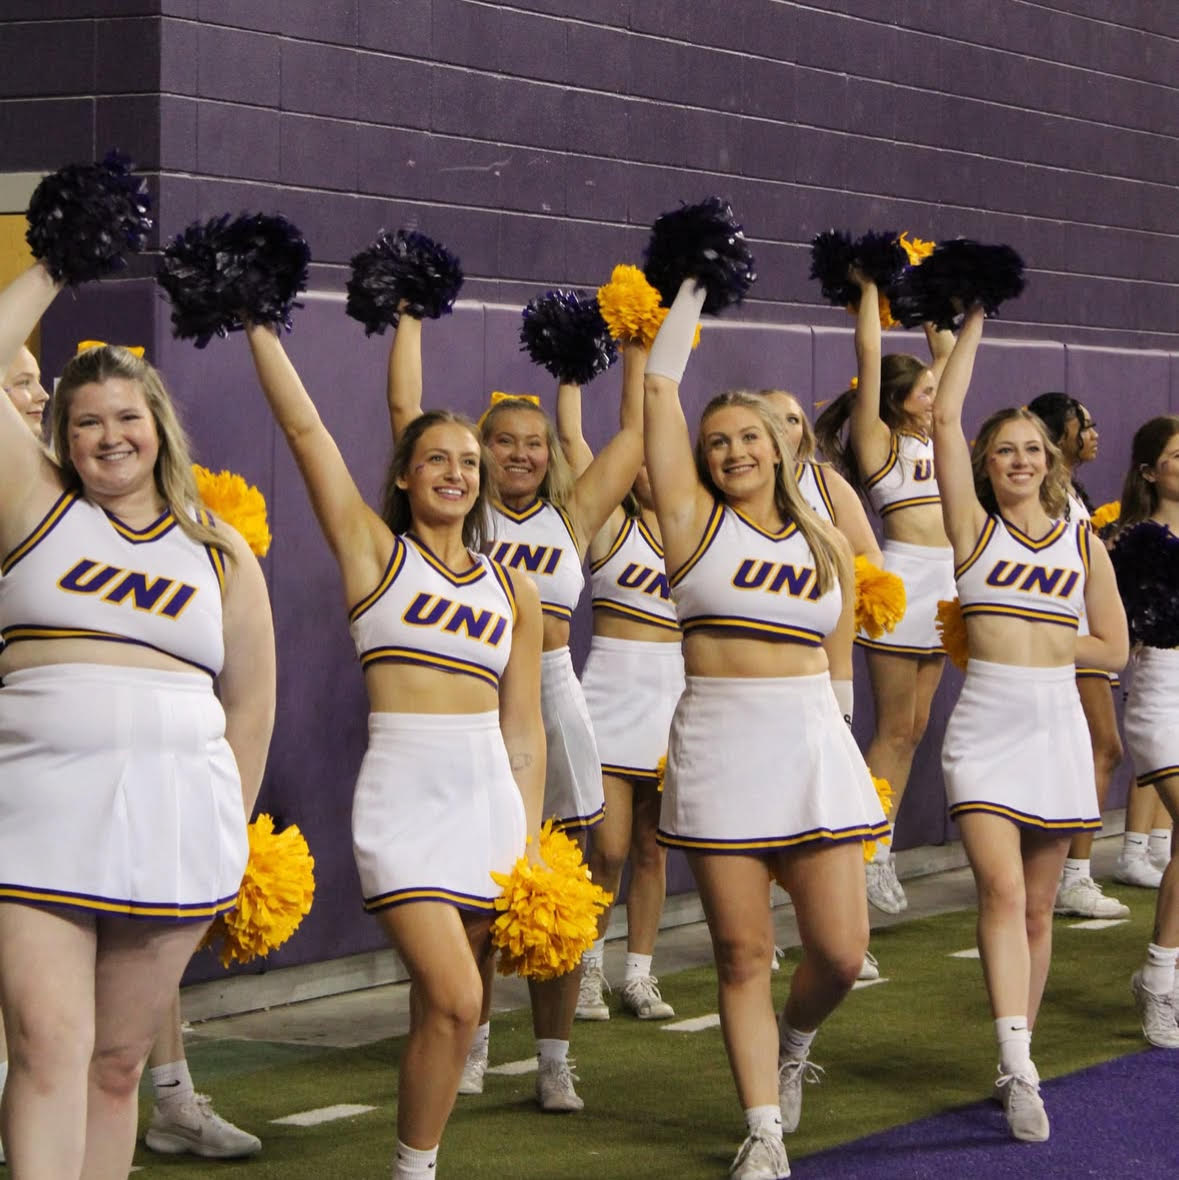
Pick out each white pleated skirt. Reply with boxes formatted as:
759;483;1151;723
1123;646;1179;789
540;647;605;831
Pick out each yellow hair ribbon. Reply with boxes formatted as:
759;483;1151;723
480;390;542;428
76;339;145;358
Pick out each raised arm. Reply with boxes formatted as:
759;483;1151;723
823;466;883;564
245;322;388;593
498;570;547;838
386;313;425;443
930;305;987;551
565;341;649;555
556;381;594;476
216;526;276;814
925;323;956;383
1076;541;1129;674
847;274;892;476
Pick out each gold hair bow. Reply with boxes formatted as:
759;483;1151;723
488;391;541;409
76;340;145;358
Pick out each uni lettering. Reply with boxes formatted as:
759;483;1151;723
489;541;561;576
58;558;198;618
913;459;934;482
983;562;1080;599
732;558;820;600
402;592;508;646
617;562;671;600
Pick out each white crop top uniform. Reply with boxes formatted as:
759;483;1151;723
589;515;678;632
487;499;583;623
0;490;226;677
670;501;842;646
1067;492;1091;525
864;431;940;518
795;461;836;525
953;515;1089;634
348;534;516;689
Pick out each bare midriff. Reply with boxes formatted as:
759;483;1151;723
682;631;830;680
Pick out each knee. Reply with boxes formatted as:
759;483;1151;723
975;871;1026;921
5;1002;94;1083
909;706;933;747
712;931;773;986
876;718;918;757
1093;736;1124;779
419;971;483;1039
90;1043;150;1102
589;843;627;891
629;829;665;877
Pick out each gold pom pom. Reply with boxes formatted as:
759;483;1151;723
878;293;900;331
863;772;895;862
192;464;272;557
204;814;315;968
936;597;969;670
490;821;613;981
655;754;667;793
899;232;935;265
854;556;906;638
597;264;701;351
1091;501;1120;532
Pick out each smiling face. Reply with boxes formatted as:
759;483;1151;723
699;404;781;502
985;417;1048;506
3;345;49;436
901;368;937;433
65;377;160;503
396;421;482;525
484;407;549;501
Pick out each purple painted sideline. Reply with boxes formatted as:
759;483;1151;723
796;1049;1179;1179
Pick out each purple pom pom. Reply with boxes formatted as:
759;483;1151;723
1111;521;1179;649
157;213;310;348
643;197;756;315
520;290;618;385
889;240;1026;330
346;229;463;335
26;150;152;285
810;230;906;308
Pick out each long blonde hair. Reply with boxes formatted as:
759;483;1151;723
757;389;816;461
480;397;576;513
695;392;841;596
970;407;1069;520
53;345;232;559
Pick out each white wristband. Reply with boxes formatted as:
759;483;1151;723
832;679;853;727
645;278;706;384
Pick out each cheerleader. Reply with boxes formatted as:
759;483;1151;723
815;278;956;914
932;307;1127;1141
646;280;886;1179
1109;415;1179;1049
245;323;545;1178
1022;394;1131;919
0;264;275;1178
387;314;643;1112
561;345;683;1023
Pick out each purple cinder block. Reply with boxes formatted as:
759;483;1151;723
198;25;280;106
281;40;358;120
355;52;433;131
563;220;642;288
429;65;501;140
197;0;282;34
739;56;798;122
94;16;161;95
95;96;161;171
197;100;281;182
356;124;430;200
280;113;359;192
0;20;95;99
565;21;630;94
359;0;431;56
563;156;631;223
498;213;565;283
630;0;741;49
278;0;358;46
411;205;499;278
522;0;627;24
564;88;628;159
0;98;94;170
157;94;198;171
161;16;199;95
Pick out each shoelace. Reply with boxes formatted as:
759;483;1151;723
994;1070;1039;1101
779;1058;825;1086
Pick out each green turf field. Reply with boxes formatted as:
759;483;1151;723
135;882;1157;1177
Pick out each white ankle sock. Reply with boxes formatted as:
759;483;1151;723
778;1018;816;1061
624;952;653;982
1149;829;1172;862
150;1059;194;1108
536;1038;569;1066
744;1104;783;1137
1123;831;1149;860
582;939;605;972
995;1017;1031;1076
394;1139;439;1178
1061;857;1089;883
469;1022;490;1058
1142;944;1178;994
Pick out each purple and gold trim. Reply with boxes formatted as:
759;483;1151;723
669;501;725;588
359;644;501;688
2;491;78;575
959;603;1080;629
948;800;1100;832
105;507;178;544
656;818;890;853
681;614;824;646
0;881;238;921
590;598;681;631
548;803;606;833
1;625;216;677
407;534;487;586
348;538;408;623
363;885;498;914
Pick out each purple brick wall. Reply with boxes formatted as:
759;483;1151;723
6;3;1179;977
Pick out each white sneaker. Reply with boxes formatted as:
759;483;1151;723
771;945;784;973
0;1129;5;1165
730;1129;791;1178
857;951;880;981
1131;969;1179;1048
777;1055;823;1134
619;974;675;1019
1053;876;1130;919
865;858;906;914
575;963;610;1021
995;1069;1049;1142
144;1093;262;1158
535;1057;584;1113
1114;854;1164;889
458;1046;487;1095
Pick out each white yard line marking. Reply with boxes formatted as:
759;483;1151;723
851;977;889;990
949;947;981;959
271;1103;377;1126
487;1057;539;1076
662;1013;722;1032
1068;918;1130;930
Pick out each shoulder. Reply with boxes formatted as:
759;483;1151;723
504;564;542;622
